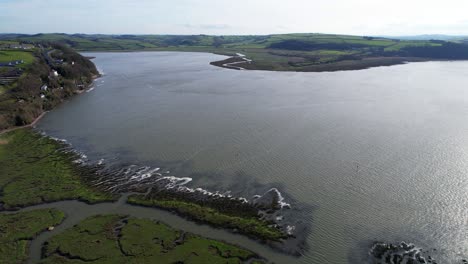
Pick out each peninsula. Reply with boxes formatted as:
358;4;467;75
3;33;468;72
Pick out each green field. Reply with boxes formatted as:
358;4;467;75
41;214;263;263
0;129;115;209
0;209;65;264
2;33;467;72
0;50;35;67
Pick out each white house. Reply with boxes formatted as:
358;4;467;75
52;70;59;77
40;84;48;91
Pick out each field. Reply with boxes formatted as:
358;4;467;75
2;33;467;72
128;194;285;241
0;50;35;67
41;214;263;263
0;209;65;263
0;129;115;209
0;50;35;95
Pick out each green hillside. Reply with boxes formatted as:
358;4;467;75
2;33;468;72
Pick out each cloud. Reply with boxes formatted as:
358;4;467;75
181;24;231;30
2;0;468;35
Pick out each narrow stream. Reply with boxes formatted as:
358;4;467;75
0;195;296;263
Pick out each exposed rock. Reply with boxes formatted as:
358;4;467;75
369;242;429;264
252;188;291;210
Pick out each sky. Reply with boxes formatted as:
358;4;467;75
2;0;468;36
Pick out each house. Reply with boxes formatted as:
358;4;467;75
40;94;45;99
8;44;34;49
1;60;23;67
52;70;59;77
40;84;48;91
21;44;34;49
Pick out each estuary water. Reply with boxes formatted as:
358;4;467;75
36;52;468;263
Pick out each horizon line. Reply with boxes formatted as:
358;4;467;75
1;32;468;37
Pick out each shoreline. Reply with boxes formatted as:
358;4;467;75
0;74;99;135
80;49;460;73
210;54;432;72
0;194;291;264
0;128;303;256
0;111;47;135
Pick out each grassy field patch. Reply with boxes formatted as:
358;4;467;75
42;214;263;263
0;129;115;209
0;50;35;67
0;208;64;263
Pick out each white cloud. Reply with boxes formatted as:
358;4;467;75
2;0;468;35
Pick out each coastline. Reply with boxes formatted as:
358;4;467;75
0;196;290;264
0;111;47;135
3;49;468;262
0;74;99;135
80;49;451;73
0;127;301;255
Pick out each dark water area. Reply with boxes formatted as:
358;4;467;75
36;52;468;263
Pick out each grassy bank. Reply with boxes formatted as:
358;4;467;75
128;193;285;242
0;128;115;210
0;208;64;263
42;214;264;263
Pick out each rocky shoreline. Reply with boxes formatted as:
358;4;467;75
71;144;309;255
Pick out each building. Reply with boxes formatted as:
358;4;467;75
8;44;34;49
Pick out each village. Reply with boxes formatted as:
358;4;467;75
0;41;98;129
0;42;36;87
0;42;85;96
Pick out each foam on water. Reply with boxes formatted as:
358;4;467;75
40;132;299;242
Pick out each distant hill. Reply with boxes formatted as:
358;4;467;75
380;34;468;41
2;33;468;73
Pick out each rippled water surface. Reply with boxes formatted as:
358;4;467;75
37;52;468;263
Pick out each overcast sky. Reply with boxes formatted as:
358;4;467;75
2;0;468;36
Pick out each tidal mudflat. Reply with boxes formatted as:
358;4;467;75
0;129;278;263
34;52;468;263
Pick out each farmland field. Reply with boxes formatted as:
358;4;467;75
2;33;468;72
0;50;35;67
